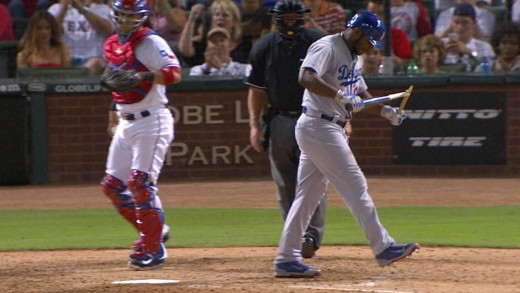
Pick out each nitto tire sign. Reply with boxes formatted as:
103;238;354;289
392;92;506;165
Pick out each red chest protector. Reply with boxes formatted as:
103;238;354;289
104;28;155;104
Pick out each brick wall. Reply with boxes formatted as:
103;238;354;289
44;89;271;184
43;83;520;184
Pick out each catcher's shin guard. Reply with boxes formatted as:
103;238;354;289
101;174;139;231
128;170;164;255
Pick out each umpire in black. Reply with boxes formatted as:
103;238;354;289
246;0;325;258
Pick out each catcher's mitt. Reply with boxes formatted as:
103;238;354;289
100;70;141;92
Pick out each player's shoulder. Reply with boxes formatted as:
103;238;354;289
306;34;340;56
144;32;165;42
302;29;326;42
310;33;336;47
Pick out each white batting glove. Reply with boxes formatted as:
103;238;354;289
381;105;407;126
335;90;364;113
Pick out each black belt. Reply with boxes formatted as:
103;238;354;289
278;110;302;118
302;106;347;128
121;110;150;121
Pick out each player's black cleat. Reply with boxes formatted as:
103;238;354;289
301;236;317;259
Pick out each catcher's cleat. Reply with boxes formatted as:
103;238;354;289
274;261;321;278
128;243;167;271
301;236;316;259
131;224;170;253
375;242;420;267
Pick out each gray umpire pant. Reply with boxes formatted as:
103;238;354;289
268;113;326;248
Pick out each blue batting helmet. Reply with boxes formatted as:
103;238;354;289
346;11;386;49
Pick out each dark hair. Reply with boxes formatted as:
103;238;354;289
490;22;520;55
453;3;476;21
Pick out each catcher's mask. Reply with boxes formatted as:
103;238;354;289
111;0;150;43
269;0;310;39
346;11;386;49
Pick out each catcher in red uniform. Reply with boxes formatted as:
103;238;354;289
99;0;181;270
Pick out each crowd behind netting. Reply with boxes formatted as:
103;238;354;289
1;0;519;77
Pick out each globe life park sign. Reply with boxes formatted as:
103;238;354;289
163;99;263;171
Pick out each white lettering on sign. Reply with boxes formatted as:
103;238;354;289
169;100;250;125
206;105;224;124
407;109;501;120
409;137;486;147
235;100;249;123
166;143;254;165
0;84;21;92
54;84;101;92
170;105;224;124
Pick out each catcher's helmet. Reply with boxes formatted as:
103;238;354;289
346;11;385;49
111;0;150;43
269;0;310;39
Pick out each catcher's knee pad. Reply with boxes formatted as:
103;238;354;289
127;169;156;207
101;174;138;229
101;174;133;208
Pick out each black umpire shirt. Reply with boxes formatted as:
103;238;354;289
246;29;325;111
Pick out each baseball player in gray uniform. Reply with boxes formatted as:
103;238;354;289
274;11;419;278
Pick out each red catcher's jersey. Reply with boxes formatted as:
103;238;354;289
104;28;154;104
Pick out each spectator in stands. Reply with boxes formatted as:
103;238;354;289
181;0;210;10
179;0;248;66
441;3;495;70
435;0;455;10
189;27;251;75
435;0;495;40
513;0;520;25
149;0;187;44
407;0;432;38
8;0;52;39
366;0;413;67
17;11;72;68
0;3;15;41
475;0;490;9
48;0;113;76
390;0;420;43
476;22;520;72
414;34;446;74
302;0;345;34
241;0;272;44
361;47;383;76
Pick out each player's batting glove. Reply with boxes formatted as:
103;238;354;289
381;105;407;126
336;90;364;113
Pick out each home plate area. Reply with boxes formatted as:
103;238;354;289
291;283;416;293
112;279;180;284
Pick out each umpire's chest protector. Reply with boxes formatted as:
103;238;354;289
104;28;154;104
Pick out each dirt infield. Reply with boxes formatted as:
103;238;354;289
1;177;519;293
